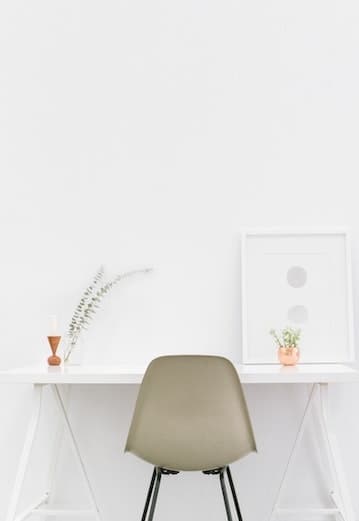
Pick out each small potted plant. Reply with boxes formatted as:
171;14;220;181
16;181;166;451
270;327;301;366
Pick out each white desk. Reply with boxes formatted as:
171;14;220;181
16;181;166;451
0;363;358;521
1;362;358;384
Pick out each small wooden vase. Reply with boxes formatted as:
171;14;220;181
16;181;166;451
47;336;62;366
278;346;299;366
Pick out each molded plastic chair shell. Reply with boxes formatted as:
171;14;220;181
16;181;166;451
125;355;256;471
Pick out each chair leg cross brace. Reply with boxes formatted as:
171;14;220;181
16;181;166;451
269;383;355;521
5;384;101;521
141;466;243;521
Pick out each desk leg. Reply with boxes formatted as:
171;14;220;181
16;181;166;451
51;385;101;521
269;384;318;521
269;383;355;521
319;383;355;521
5;384;48;521
44;385;71;512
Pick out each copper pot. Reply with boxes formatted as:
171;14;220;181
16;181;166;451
278;346;299;366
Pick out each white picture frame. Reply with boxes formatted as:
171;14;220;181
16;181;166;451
241;228;355;364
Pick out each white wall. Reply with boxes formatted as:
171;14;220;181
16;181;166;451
1;0;359;520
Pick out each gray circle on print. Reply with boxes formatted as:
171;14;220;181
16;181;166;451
287;266;307;288
287;305;308;324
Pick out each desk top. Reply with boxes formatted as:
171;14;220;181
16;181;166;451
0;363;358;384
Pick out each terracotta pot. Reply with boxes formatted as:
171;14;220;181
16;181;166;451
278;346;299;366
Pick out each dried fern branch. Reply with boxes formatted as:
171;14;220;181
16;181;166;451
64;266;152;361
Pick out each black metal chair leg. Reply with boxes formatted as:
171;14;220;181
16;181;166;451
141;468;157;521
141;465;242;521
220;468;233;521
226;467;243;521
147;468;162;521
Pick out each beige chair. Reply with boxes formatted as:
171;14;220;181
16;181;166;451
125;355;256;521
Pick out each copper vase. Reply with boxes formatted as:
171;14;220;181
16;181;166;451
278;346;299;366
47;336;62;366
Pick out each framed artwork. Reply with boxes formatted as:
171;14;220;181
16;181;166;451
241;229;355;364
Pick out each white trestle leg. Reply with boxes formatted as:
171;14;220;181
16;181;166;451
5;383;101;521
318;383;355;521
269;384;318;521
51;385;102;521
44;384;71;519
6;384;46;521
269;383;355;521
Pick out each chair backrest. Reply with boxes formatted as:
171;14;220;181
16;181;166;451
125;355;256;471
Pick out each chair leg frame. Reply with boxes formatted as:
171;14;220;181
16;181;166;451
141;468;162;521
147;468;161;521
141;469;157;521
226;467;243;521
141;465;243;521
220;469;234;521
